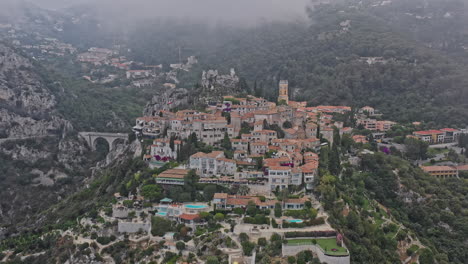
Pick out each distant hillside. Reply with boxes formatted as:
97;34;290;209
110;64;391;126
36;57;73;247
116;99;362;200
121;2;468;127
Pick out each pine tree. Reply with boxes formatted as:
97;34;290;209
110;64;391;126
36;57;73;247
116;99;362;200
169;136;175;151
221;132;232;150
329;143;341;175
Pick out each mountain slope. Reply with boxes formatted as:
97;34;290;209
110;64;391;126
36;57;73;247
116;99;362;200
0;43;97;230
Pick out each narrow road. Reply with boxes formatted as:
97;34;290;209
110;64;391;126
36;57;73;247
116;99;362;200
0;135;57;144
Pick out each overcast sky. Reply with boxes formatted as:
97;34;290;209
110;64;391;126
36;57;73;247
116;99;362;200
32;0;312;24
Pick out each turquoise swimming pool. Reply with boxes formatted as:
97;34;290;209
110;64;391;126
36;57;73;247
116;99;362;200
157;212;167;216
185;204;208;209
287;219;304;223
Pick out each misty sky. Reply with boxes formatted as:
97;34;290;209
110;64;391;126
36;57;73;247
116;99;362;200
32;0;312;24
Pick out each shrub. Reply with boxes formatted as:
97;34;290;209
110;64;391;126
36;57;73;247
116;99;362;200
272;220;278;228
242;241;256;256
233;208;244;215
97;236;112;245
239;233;249;242
78;242;89;251
308;217;325;226
274;203;282;217
258;237;267;247
270;233;282;242
284;230;336;238
176;241;186;251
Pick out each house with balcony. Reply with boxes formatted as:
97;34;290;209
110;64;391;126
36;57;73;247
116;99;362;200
155;169;190;186
412;130;445;144
189;151;226;177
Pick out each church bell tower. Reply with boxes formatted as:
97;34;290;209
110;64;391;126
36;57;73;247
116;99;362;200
278;80;289;104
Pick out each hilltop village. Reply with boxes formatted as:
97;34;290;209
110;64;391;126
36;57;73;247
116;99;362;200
2;23;467;264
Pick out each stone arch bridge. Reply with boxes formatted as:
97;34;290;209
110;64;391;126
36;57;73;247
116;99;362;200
79;132;128;151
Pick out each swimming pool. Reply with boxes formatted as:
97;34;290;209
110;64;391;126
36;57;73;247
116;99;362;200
185;204;208;209
287;219;304;223
157;212;167;216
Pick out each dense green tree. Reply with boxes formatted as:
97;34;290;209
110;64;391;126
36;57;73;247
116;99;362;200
283;121;293;129
151;217;173;236
141;184;163;202
221;132;232;150
274;202;282;218
176;241;186;251
203;185;218;201
404;138;429;160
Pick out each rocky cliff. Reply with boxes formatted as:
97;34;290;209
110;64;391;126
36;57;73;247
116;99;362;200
0;44;71;139
142;87;189;116
199;68;241;104
0;44;96;228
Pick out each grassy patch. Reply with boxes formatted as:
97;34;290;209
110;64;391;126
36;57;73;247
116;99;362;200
374;218;385;227
286;238;349;256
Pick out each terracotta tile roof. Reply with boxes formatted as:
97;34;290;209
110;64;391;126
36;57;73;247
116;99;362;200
253;110;278;115
191;151;224;159
285;198;308;204
421;166;456;172
227;198;251;206
214;193;228;199
284;128;297;135
179;214;200;221
217;158;236;163
300;162;318;173
414;130;445;135
269;145;281;151
157;169;190;179
268;166;292;171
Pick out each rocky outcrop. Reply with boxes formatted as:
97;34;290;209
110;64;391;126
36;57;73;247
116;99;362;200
0;44;71;139
142;88;189;116
0;44;95;227
199;68;241;104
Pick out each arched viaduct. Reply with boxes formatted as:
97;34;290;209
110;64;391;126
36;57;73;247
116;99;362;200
78;132;128;151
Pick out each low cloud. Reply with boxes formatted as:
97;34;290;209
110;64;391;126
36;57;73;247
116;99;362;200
34;0;312;25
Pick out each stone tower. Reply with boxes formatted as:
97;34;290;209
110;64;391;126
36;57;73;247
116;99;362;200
278;80;289;104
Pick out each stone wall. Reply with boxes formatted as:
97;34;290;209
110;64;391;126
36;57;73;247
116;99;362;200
117;221;151;234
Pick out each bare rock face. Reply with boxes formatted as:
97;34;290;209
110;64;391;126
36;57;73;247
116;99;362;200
105;111;128;130
0;44;70;139
0;44;95;227
199;68;241;104
143;87;189;116
57;137;90;170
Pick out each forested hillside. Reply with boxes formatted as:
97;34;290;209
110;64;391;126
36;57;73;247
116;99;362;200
122;1;468;127
318;152;468;263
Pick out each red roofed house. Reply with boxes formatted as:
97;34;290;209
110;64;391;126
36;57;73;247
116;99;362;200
421;166;458;178
178;213;203;226
267;166;303;191
352;135;368;144
413;130;445;144
151;138;181;161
